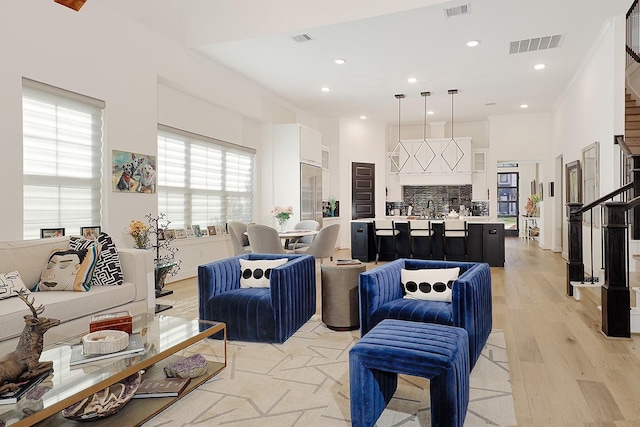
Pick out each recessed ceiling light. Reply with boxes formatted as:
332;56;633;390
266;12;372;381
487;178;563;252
534;63;546;70
427;111;434;115
360;115;367;120
408;77;418;83
321;87;330;92
335;59;346;65
520;104;529;109
466;40;480;47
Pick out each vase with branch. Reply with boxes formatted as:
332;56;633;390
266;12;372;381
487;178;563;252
144;213;181;294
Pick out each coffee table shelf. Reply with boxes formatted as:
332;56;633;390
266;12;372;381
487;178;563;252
0;314;226;427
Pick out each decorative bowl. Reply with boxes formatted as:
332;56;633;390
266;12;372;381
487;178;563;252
61;371;141;421
82;330;129;355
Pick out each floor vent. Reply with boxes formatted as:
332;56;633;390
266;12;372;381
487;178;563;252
509;35;562;54
444;4;470;17
291;34;314;43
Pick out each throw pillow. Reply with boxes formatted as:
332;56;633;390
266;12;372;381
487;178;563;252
0;271;30;300
401;267;460;302
239;258;288;288
69;233;123;286
35;246;99;292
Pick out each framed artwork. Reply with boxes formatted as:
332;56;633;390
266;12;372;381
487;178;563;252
192;225;202;237
164;229;176;240
201;227;209;236
41;228;65;238
80;226;101;240
112;150;157;194
157;229;165;241
207;226;217;236
582;141;600;226
175;228;187;239
565;160;582;204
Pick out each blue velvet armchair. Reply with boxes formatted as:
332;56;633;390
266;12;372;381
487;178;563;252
359;259;492;368
198;253;316;343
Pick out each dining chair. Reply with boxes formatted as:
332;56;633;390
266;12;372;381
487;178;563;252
286;220;320;250
443;219;468;261
247;224;292;254
294;223;340;263
228;222;252;255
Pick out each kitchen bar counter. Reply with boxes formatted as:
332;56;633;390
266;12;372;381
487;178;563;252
350;218;504;266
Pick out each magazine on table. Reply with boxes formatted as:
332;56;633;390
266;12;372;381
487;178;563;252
336;259;363;265
133;377;191;398
0;369;53;405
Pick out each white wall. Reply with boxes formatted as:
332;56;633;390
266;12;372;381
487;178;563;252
0;2;314;252
550;16;625;269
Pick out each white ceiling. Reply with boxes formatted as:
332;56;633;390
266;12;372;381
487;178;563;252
99;0;631;125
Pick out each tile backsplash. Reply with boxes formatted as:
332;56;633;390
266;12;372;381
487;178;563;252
402;185;476;217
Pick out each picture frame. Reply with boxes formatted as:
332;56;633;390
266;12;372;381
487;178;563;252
185;226;195;238
192;225;202;237
201;227;208;236
157;229;165;241
565;160;582;204
207;226;217;236
80;226;101;240
164;229;176;240
175;228;187;239
111;149;157;194
582;141;600;226
41;228;65;238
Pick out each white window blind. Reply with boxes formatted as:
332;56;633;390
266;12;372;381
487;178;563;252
157;126;255;228
22;79;104;239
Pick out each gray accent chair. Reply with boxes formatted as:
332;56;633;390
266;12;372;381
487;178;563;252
294;223;340;263
247;224;293;254
228;221;252;255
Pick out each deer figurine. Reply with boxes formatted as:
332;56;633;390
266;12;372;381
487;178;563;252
0;291;59;394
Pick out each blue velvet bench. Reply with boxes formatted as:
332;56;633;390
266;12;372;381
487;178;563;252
349;319;469;427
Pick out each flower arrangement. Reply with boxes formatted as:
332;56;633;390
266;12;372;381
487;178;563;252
129;220;149;249
525;194;541;217
271;205;293;230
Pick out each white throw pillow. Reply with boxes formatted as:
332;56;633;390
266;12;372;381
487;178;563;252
401;267;460;302
0;271;30;300
239;258;288;288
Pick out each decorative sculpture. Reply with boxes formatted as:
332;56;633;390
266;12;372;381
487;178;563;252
0;291;59;394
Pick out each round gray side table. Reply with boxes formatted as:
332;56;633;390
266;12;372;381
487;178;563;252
321;261;366;331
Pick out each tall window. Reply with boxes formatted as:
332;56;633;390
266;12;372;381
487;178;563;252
157;125;255;228
22;79;104;239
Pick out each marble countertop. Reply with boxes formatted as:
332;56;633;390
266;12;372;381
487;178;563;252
352;216;496;223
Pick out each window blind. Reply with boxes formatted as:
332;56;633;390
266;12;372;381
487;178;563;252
22;79;104;239
157;125;255;228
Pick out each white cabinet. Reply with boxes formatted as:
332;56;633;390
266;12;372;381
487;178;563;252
300;126;322;166
388;137;472;175
472;150;488;200
473;151;486;172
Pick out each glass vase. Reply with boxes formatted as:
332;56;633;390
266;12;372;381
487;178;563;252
133;233;149;249
277;217;288;232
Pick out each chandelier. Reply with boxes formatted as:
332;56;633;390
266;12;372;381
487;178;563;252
389;94;410;172
442;89;464;170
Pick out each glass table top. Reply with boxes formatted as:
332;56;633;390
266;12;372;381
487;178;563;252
0;313;225;426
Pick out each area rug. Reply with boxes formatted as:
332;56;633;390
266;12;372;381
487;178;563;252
143;316;516;426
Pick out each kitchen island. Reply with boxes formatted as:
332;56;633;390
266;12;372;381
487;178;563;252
350;217;504;267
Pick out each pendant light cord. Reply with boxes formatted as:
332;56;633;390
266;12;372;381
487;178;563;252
423;93;427;140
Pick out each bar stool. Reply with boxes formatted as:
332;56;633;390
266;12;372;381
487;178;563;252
442;219;468;261
408;220;432;259
373;220;399;264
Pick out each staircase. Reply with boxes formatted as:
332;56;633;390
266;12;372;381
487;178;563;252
626;91;640;154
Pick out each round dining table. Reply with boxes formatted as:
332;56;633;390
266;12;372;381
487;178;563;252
244;229;318;250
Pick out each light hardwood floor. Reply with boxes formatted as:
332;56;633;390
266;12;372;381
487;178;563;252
161;237;640;426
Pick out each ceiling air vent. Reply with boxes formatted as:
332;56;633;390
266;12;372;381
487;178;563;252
444;4;470;18
291;34;314;43
509;34;562;54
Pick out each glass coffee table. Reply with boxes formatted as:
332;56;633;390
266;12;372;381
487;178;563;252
0;313;226;427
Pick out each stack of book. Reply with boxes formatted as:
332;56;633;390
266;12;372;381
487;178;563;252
0;369;53;405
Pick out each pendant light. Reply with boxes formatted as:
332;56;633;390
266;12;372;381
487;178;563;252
442;89;463;170
414;91;436;171
389;94;410;172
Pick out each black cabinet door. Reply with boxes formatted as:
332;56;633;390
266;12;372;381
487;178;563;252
467;224;484;262
483;223;505;267
350;222;376;262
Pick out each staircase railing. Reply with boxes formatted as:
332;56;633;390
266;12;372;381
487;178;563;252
627;0;640;65
567;179;638;338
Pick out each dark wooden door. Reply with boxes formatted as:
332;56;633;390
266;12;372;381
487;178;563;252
352;162;375;219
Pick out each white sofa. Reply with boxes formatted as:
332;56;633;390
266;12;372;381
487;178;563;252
0;237;151;354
